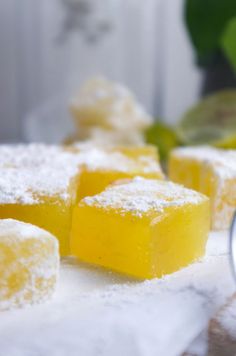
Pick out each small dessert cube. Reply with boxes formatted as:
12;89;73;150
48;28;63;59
169;146;236;230
71;177;210;279
69;77;152;145
0;144;80;255
0;219;59;310
76;146;164;200
70;77;152;132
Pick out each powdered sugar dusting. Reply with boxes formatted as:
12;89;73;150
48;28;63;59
71;77;152;130
0;219;59;310
78;149;137;171
0;144;81;204
173;146;236;180
172;146;236;230
0;144;162;205
73;78;132;108
83;177;207;216
76;148;162;174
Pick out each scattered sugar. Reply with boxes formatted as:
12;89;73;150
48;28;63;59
216;297;236;338
83;177;206;216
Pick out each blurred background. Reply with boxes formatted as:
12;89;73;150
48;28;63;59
0;0;236;144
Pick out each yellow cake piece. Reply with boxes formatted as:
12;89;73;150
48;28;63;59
69;77;152;145
0;219;59;310
169;146;236;230
71;177;210;279
0;144;80;255
75;145;164;200
70;77;152;131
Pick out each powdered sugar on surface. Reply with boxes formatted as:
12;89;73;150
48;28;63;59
215;297;236;338
83;176;207;216
0;230;233;356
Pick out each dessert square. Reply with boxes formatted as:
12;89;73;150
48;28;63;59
169;146;236;230
70;77;152;132
0;144;80;255
75;145;164;200
0;219;59;310
71;177;210;279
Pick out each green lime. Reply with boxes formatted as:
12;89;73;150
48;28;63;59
145;121;180;161
214;133;236;148
178;90;236;148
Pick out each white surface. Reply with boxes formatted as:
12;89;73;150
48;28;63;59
0;230;234;356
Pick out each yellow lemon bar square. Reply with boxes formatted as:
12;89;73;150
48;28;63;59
71;177;210;279
70;77;152;131
75;145;164;199
0;145;80;255
0;219;59;310
169;146;236;229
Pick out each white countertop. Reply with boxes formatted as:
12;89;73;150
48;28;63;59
0;231;234;356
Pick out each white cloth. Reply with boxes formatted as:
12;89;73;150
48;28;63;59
0;231;233;356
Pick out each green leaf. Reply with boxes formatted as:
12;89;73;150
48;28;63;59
221;17;236;72
185;0;236;65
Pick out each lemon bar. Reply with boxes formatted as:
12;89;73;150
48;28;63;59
75;146;164;199
0;219;59;310
70;77;152;145
70;77;152;132
71;177;210;279
169;146;236;230
0;144;80;255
